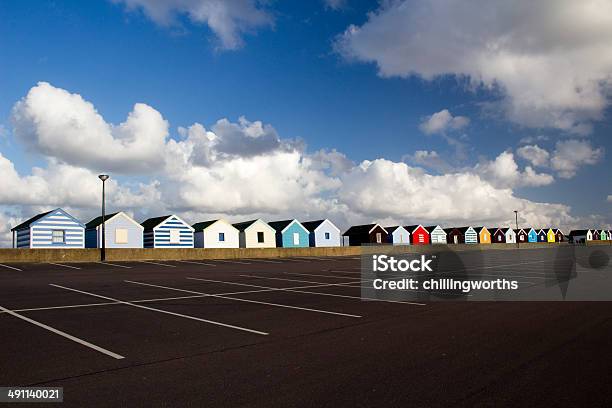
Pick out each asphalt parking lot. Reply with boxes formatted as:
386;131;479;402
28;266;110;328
0;248;611;407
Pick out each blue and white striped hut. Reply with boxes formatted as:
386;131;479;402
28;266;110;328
141;215;194;248
11;208;85;248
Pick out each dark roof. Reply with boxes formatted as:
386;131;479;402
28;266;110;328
457;227;473;233
232;219;259;231
343;224;377;236
473;226;486;232
554;229;564;234
488;227;501;234
86;212;119;229
444;227;461;234
192;220;220;231
385;226;403;233
141;215;172;231
268;220;296;232
301;220;325;232
514;229;526;234
11;210;53;231
569;229;589;235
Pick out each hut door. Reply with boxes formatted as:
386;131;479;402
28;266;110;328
376;233;382;243
453;235;458;244
293;233;300;245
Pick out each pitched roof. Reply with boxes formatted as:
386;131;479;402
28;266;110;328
569;229;590;235
11;210;53;231
343;224;378;236
232;219;259;231
192;220;220;231
141;215;172;231
385;226;404;233
424;225;443;233
268;220;296;233
458;227;474;233
301;220;334;232
404;225;425;233
444;227;460;234
86;212;119;229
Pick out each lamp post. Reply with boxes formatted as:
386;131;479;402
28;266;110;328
98;174;109;261
514;210;519;248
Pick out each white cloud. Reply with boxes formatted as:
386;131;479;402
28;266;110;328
336;0;612;134
403;150;453;173
113;0;273;50
517;144;550;167
551;139;604;178
607;195;612;203
338;158;570;227
419;109;469;135
12;82;169;174
475;151;554;188
324;0;346;10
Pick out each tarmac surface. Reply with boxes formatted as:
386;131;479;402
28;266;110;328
0;247;611;407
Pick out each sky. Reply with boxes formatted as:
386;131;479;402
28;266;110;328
0;0;611;246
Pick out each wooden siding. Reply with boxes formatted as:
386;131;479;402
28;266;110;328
145;216;194;248
29;210;85;248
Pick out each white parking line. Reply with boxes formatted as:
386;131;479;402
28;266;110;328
50;284;268;336
125;280;361;318
278;258;310;262
97;262;132;269
222;276;425;305
176;260;217;267
0;263;22;271
138;261;176;268
283;272;358;280
48;263;81;270
0;304;124;360
212;259;252;265
247;259;282;264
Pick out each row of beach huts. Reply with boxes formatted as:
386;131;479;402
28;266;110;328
9;208;611;249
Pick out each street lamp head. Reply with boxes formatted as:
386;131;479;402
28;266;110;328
98;174;110;182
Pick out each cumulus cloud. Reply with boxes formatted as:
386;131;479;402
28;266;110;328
323;0;347;10
475;151;554;188
12;82;169;174
112;0;273;50
551;139;604;178
517;145;550;167
419;109;469;135
336;0;612;134
338;159;570;227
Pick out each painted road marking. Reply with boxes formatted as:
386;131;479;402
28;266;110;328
138;261;176;268
247;259;283;264
48;263;81;270
50;284;268;336
176;260;217;267
0;304;124;360
212;259;252;265
210;276;426;305
125;280;361;318
0;263;22;271
97;262;132;269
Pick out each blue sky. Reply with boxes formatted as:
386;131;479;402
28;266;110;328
0;0;610;245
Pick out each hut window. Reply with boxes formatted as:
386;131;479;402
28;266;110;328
52;230;65;244
325;232;330;239
219;232;225;242
376;232;382;243
257;231;264;243
169;229;180;244
293;233;300;245
115;228;128;244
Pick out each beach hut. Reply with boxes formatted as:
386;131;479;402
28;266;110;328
444;228;463;244
85;211;143;248
233;219;276;248
515;229;528;243
192;219;239;248
503;228;516;244
592;230;602;240
537;229;547;242
406;225;429;245
554;229;565;242
386;226;410;245
491;228;505;243
460;227;478;244
269;219;310;248
474;227;491;244
527;228;538;243
425;226;447;244
342;224;388;246
11;208;85;249
546;228;556;243
141;215;194;248
568;230;592;243
301;219;341;247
